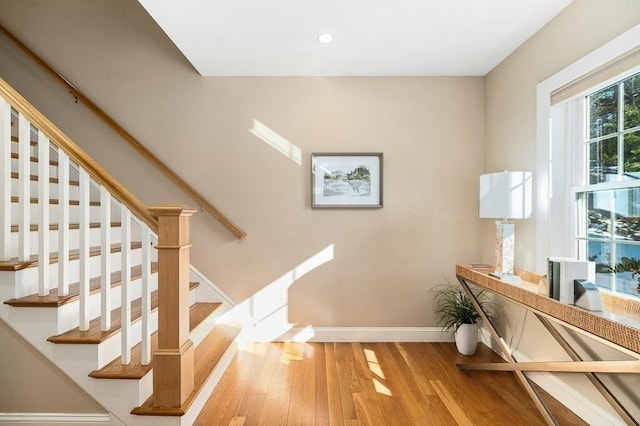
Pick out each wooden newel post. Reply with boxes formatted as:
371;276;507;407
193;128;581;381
149;205;197;407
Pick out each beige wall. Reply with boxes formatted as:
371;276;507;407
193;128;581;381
3;0;636;421
0;0;484;331
484;0;640;271
0;320;105;413
484;0;640;421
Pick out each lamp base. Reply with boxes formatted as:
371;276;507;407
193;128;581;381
495;220;515;277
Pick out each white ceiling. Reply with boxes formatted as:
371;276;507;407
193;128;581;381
137;0;573;77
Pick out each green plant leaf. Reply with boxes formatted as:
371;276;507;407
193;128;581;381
432;280;492;333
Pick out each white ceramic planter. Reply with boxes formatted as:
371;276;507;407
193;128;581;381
455;323;477;355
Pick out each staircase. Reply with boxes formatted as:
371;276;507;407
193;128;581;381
0;76;242;425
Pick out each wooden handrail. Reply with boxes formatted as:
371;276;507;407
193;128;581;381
0;24;247;239
0;75;157;231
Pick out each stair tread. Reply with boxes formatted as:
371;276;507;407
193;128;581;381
89;302;222;380
47;281;199;344
131;323;241;416
4;262;158;307
11;172;80;186
11;152;58;166
0;241;143;272
10;135;37;146
10;222;122;232
11;195;100;206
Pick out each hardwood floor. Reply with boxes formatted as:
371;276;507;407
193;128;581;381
194;342;588;425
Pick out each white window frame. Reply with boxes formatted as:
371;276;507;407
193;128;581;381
536;24;640;274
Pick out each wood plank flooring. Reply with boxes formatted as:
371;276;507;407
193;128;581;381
194;342;588;426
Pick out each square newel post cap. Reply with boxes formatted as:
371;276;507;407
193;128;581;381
148;205;198;217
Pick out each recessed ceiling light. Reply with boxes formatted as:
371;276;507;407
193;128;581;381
318;34;333;44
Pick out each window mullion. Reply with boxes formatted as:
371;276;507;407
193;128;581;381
618;80;625;179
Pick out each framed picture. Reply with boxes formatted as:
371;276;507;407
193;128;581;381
311;153;383;208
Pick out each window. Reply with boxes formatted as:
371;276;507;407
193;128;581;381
575;71;640;296
538;26;640;298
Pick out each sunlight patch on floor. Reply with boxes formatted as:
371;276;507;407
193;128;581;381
237;341;268;356
363;348;392;396
373;378;392;396
364;348;385;379
279;342;306;364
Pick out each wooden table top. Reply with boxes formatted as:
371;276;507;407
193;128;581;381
456;264;640;357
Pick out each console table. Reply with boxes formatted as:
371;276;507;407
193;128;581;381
456;264;640;426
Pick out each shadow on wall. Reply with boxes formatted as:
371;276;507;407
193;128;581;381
218;244;335;341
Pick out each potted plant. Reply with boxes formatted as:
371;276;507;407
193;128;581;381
432;281;490;355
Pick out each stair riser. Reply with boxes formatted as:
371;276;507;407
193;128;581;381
6;272;159;336
1;249;149;299
10;203;104;224
11;178;81;199
46;247;145;284
54;274;159;335
5;306;62;342
9;143;35;155
7;226;145;257
93;309;159;370
8;306;159;370
90;375;154;416
0;267;38;299
50;298;161;370
11;158;57;176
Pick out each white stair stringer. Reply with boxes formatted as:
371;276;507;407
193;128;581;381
179;338;239;426
0;275;237;426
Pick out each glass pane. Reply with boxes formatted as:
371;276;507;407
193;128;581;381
588;137;617;184
587;191;612;238
612;244;640;297
589;240;612;290
613;187;640;241
589;83;618;139
624;72;640;130
623;131;640;177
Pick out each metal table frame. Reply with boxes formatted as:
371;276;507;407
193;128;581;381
456;265;640;426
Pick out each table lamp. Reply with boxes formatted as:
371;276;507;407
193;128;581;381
479;171;532;284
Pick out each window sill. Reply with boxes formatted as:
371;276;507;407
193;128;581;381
601;290;640;321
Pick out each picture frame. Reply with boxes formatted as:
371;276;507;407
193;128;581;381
311;153;383;208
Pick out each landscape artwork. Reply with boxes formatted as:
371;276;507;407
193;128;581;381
311;153;383;208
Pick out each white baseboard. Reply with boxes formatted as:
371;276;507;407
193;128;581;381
264;326;454;342
0;413;111;425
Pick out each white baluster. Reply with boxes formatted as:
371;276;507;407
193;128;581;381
100;187;111;331
37;133;50;296
57;150;70;296
141;224;151;365
17;112;30;261
121;207;132;364
0;99;10;261
78;168;90;331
